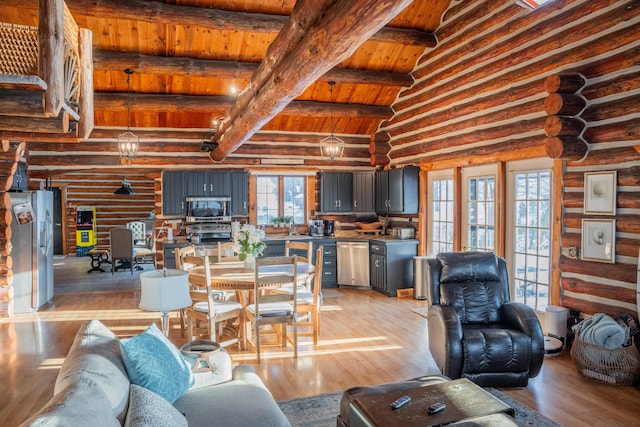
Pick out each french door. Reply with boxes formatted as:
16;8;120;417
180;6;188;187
461;165;497;252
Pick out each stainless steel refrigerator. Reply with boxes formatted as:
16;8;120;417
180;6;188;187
10;190;54;313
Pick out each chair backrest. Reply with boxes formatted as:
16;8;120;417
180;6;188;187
427;251;510;325
311;246;323;304
185;254;218;303
175;245;196;270
285;241;313;264
217;241;239;262
254;255;298;314
126;221;146;242
109;227;134;259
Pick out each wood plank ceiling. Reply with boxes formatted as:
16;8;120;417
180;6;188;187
0;0;452;169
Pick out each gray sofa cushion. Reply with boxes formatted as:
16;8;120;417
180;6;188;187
54;320;131;423
21;377;121;427
174;365;291;427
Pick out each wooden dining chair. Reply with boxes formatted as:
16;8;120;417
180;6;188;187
246;255;298;363
295;246;323;345
184;254;244;349
217;241;240;262
285;240;312;263
174;245;197;336
282;240;313;292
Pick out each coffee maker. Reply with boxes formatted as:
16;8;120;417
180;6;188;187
308;220;323;237
323;220;335;236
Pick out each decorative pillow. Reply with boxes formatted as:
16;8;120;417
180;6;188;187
124;384;188;427
120;323;194;403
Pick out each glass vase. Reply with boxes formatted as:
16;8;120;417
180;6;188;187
243;254;255;270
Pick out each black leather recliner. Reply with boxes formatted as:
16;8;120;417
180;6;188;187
426;251;544;387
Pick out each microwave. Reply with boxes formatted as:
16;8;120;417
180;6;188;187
185;196;231;223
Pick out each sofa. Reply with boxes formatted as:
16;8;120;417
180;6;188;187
21;320;291;427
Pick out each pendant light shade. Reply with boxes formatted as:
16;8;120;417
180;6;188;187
114;178;136;195
320;81;344;160
118;69;139;160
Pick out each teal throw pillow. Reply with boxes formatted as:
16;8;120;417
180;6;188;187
120;323;194;403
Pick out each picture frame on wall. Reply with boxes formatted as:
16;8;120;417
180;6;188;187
581;218;616;263
583;171;617;215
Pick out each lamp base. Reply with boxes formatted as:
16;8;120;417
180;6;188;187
161;311;170;337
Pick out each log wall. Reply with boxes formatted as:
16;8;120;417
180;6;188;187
385;0;640;317
39;172;157;253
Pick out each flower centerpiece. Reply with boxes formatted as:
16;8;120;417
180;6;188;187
233;224;266;269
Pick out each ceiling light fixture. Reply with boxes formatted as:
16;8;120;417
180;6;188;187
117;68;139;160
319;81;344;161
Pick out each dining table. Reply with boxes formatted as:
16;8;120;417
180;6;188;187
188;259;315;308
188;259;315;351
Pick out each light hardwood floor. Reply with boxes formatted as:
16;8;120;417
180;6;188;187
1;256;639;426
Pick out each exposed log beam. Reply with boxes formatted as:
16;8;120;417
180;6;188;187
94;93;392;119
39;0;64;116
92;50;414;88
78;28;94;140
211;0;414;161
0;131;78;143
63;0;436;48
0;90;44;117
0;111;72;133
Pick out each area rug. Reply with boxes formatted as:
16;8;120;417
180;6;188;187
278;389;561;427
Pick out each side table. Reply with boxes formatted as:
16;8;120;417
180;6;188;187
349;378;514;427
86;249;111;273
181;341;233;388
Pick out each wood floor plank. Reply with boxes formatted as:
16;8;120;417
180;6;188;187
1;255;639;426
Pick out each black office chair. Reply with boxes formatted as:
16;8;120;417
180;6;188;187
426;251;544;387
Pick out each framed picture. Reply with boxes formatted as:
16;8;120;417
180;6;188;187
584;171;617;215
581;218;616;263
12;202;35;225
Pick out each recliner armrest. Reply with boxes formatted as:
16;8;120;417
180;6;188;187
427;305;463;379
502;302;545;377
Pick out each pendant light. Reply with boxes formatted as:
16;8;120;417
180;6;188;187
117;68;139;160
319;81;344;160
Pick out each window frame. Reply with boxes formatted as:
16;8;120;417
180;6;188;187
254;174;308;227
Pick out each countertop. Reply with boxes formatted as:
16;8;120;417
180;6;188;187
263;232;417;243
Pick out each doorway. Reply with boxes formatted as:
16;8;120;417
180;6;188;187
51;187;64;255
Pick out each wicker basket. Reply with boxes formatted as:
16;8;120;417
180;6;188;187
570;336;640;385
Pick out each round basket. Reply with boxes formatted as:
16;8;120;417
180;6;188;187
570;336;640;385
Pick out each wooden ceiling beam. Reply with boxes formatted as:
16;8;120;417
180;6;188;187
92;50;413;88
94;93;392;119
62;0;436;48
211;0;414;161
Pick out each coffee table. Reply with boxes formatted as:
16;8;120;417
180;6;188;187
349;378;514;427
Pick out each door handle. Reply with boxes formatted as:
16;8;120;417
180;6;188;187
55;223;61;226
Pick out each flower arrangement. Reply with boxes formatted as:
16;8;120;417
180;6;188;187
233;224;266;261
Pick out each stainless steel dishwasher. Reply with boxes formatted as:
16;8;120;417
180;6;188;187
337;241;370;287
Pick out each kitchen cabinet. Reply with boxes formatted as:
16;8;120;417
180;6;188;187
184;171;230;197
11;162;27;191
352;172;375;213
369;239;418;296
319;172;353;213
230;171;249;216
375;166;419;214
162;171;186;216
313;239;337;288
162;242;189;269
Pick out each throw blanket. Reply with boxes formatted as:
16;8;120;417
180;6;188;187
572;313;627;349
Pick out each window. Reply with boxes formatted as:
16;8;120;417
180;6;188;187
428;172;454;255
462;165;496;252
507;159;552;311
256;175;306;226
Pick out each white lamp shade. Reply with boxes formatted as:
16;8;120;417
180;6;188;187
139;269;191;312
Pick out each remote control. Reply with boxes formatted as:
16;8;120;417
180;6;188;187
390;395;411;410
427;401;446;415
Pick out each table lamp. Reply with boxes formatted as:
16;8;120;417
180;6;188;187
139;269;191;336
